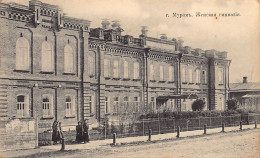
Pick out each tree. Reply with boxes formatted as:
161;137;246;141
226;99;237;110
192;99;205;111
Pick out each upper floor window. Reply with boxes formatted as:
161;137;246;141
160;65;164;81
202;70;207;84
113;60;119;78
134;62;140;79
104;59;110;77
17;95;29;117
41;42;54;72
42;94;53;117
195;69;200;83
218;68;224;84
150;64;154;80
88;56;95;77
188;68;193;83
169;66;174;81
64;44;74;73
182;67;186;82
65;95;75;116
123;61;129;78
16;37;30;70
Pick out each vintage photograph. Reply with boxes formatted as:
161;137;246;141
0;0;259;157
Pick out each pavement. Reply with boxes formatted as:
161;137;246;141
1;124;258;157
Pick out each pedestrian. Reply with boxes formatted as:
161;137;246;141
83;119;89;143
58;121;64;143
52;120;59;144
76;121;83;143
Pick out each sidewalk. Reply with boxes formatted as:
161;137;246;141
2;124;258;157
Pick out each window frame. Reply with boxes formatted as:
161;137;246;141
16;94;29;117
65;95;75;117
15;37;30;71
42;94;54;118
64;44;75;73
41;41;54;72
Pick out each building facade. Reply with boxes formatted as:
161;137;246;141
0;0;231;135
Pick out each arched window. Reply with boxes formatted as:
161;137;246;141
16;37;30;70
17;95;29;117
65;95;75;116
42;95;53;117
41;41;54;72
88;55;95;77
134;62;140;79
123;61;129;78
64;44;74;73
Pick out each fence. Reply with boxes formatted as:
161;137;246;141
100;113;260;139
37;113;260;145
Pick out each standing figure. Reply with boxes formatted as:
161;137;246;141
52;120;59;144
83;120;89;143
58;121;64;143
76;121;83;143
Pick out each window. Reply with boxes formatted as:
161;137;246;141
41;41;54;72
150;64;154;80
169;66;174;81
195;69;200;83
151;97;155;112
218;68;224;84
16;37;30;70
104;59;110;77
124;96;129;112
65;96;75;116
134;62;140;79
134;97;139;112
88;56;95;77
160;65;164;81
182;67;186;82
42;95;53;117
113;97;119;113
202;70;207;84
89;96;92;114
123;61;129;78
169;99;174;110
189;68;193;83
64;44;74;73
105;97;110;114
17;95;29;117
113;60;119;78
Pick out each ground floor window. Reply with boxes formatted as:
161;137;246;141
17;95;29;117
65;95;75;116
42;94;53;117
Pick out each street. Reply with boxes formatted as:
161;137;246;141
8;129;260;158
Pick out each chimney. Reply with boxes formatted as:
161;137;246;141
243;76;248;83
111;20;120;28
160;34;167;40
141;26;148;36
101;19;110;29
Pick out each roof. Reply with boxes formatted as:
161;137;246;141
229;82;260;92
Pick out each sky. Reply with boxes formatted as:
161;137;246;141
3;0;260;83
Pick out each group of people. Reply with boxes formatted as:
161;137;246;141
76;120;89;143
51;120;89;145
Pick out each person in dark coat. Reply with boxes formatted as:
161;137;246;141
76;121;83;143
83;120;89;143
58;121;64;143
52;120;59;144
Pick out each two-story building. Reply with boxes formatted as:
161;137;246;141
0;0;231;150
